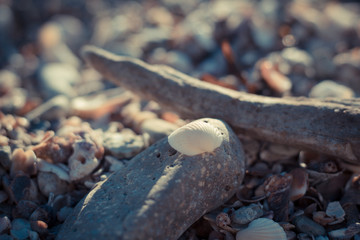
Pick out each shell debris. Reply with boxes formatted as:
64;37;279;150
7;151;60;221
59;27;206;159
235;218;287;240
167;119;223;156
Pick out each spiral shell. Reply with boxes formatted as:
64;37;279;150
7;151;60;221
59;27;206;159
168;119;223;156
236;218;286;240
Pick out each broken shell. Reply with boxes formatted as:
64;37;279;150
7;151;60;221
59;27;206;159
37;159;70;182
168;119;223;156
235;218;286;240
264;174;292;222
325;201;345;224
289;168;308;201
68;135;104;181
312;211;335;226
216;212;231;229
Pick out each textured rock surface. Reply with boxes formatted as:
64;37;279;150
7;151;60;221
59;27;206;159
56;118;245;240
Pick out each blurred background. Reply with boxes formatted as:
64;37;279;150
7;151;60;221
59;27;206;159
0;0;359;114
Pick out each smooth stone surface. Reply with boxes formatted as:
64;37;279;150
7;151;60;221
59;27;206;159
309;80;355;99
293;215;326;236
103;131;148;159
140;118;179;143
37;63;79;99
57;118;245;240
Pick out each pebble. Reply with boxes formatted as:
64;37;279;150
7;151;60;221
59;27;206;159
4;174;39;204
10;218;31;240
104;156;125;173
309;80;355;98
12;200;38;219
25;95;70;121
140;118;179;143
0;70;20;93
293;215;326;236
57;207;73;222
28;231;39;240
103;130;148;159
0;216;11;234
326;201;345;217
37;63;79;99
57;118;245;240
37;172;69;197
0;146;11;170
231;203;263;225
0;88;27;114
0;191;7;204
38;22;80;67
260;143;299;162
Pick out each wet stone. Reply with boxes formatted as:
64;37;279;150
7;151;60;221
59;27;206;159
57;118;245;240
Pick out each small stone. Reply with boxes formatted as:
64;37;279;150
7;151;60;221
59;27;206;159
68;134;104;181
37;63;79;99
140;118;179;143
326;201;345;221
0;234;12;240
25;95;70;121
57;207;73;222
103;131;147;159
0;191;7;204
0;146;11;170
309;80;355;99
105;156;125;173
57;118;245;240
6;175;38;204
28;230;39;240
231;203;263;225
281;47;313;69
37;172;69;197
10;218;31;240
293;215;326;236
260;143;299;162
10;148;37;177
30;220;48;235
0;216;11;234
12;200;38;219
0;70;20;93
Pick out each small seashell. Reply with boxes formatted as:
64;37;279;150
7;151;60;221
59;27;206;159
168;119;223;156
235;218;286;240
264;174;293;222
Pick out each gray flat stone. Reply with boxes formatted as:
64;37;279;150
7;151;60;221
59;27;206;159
56;118;245;240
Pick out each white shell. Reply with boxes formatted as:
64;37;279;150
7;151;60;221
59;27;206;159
236;218;287;240
168;120;223;156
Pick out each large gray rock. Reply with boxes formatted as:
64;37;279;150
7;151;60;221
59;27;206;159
56;118;245;240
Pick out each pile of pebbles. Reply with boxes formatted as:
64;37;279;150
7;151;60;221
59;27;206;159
0;0;359;239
